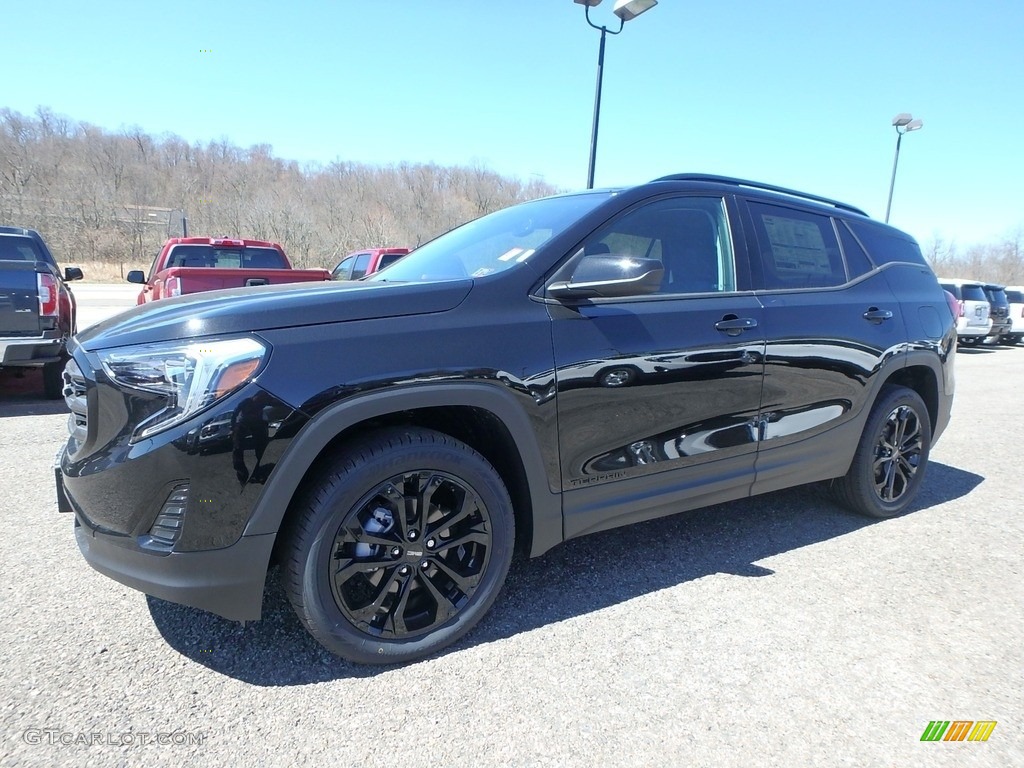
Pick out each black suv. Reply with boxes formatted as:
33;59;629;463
56;174;955;664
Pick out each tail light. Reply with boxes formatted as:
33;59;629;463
38;273;58;317
165;277;182;298
943;291;960;320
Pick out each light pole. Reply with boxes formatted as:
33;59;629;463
575;0;658;189
885;112;923;223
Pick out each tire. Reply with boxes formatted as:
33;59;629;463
281;427;514;664
832;385;932;519
42;359;65;400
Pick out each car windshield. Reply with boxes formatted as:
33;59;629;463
369;192;612;282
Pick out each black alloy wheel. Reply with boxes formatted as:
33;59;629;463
832;385;932;519
282;427;514;664
329;470;493;639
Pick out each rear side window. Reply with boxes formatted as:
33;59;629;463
748;202;845;288
961;284;986;301
938;283;959;299
1006;289;1024;303
847;220;926;266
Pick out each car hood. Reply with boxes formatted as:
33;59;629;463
75;279;474;351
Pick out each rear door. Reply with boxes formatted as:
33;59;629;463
548;194;766;539
740;199;905;492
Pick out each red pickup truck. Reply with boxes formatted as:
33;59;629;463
127;237;331;303
330;248;410;280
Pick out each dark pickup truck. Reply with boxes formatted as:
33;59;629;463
0;226;82;398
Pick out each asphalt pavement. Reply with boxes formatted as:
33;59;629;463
0;313;1020;767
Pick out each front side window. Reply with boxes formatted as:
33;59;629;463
748;202;845;289
572;196;735;295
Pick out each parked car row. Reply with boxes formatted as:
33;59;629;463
938;278;1024;347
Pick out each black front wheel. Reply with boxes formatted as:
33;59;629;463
282;428;514;664
832;385;932;518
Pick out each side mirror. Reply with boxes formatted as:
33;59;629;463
64;267;84;282
126;270;146;284
547;254;664;299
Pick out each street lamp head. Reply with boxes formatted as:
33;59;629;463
574;0;603;6
613;0;658;21
905;119;923;132
892;113;913;127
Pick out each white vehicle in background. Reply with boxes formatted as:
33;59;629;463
1005;285;1024;345
938;278;991;346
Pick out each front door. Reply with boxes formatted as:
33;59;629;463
547;195;766;539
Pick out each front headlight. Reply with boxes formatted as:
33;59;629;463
98;336;269;441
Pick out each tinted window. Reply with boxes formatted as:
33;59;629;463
1006;289;1024;303
984;287;1008;305
748;202;844;288
332;255;355;280
938;282;959;299
837;221;874;278
574;196;735;295
351;253;372;280
961;284;986;301
167;246;285;269
379;253;406;270
0;236;43;262
847;220;926;266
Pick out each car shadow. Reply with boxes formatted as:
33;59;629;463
147;461;983;685
956;346;998;354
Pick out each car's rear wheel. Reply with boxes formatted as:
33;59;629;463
282;427;514;664
832;385;931;519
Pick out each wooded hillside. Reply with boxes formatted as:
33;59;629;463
3;106;1022;284
0;107;556;273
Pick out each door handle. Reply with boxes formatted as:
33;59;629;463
715;316;758;336
862;308;893;324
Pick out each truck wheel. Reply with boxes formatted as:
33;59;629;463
282;427;514;664
43;360;65;400
832;385;931;519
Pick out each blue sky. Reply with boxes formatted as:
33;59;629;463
4;0;1023;249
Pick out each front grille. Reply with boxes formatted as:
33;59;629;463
63;359;88;443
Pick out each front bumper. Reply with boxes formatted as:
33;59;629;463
74;513;275;621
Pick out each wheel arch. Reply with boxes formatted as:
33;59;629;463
245;383;562;563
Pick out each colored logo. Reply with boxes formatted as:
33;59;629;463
920;721;997;742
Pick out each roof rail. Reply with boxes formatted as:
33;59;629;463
651;173;868;216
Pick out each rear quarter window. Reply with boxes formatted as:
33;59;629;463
1006;289;1024;303
847;220;926;266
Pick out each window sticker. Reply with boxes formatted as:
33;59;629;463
762;215;831;276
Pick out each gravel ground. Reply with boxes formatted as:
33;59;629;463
0;344;1021;768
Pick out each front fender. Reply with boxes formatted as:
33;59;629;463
241;382;562;558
